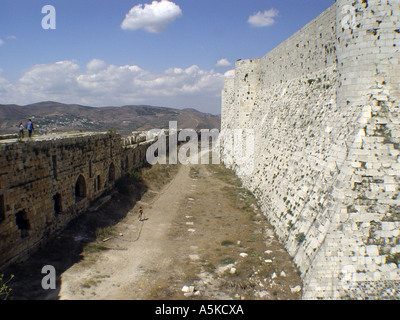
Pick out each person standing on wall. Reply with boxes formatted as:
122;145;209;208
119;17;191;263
18;122;24;140
27;119;34;138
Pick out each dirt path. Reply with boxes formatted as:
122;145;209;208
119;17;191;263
58;164;195;299
57;160;303;300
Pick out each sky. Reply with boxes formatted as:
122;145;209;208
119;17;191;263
0;0;334;114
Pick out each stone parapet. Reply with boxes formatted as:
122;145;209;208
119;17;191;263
0;131;153;270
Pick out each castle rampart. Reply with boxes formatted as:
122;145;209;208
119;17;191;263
0;132;152;270
221;0;400;299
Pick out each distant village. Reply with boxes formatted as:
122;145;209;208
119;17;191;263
33;116;97;134
10;115;108;136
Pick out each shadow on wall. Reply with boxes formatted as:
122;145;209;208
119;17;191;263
1;173;148;300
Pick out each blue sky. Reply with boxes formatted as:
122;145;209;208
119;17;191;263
0;0;334;114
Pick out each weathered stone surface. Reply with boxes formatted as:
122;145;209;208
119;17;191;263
0;131;153;270
221;0;400;300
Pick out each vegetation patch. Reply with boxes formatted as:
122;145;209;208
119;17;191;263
0;274;14;300
207;164;242;187
190;167;200;179
221;240;235;246
83;243;111;254
296;233;306;244
386;253;400;265
141;162;179;191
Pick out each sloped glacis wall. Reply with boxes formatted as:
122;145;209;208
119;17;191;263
221;0;400;299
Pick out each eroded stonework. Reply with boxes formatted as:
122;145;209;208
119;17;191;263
0;132;150;270
221;0;400;299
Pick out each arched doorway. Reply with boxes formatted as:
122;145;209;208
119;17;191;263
53;193;62;214
15;210;30;238
108;163;116;183
75;174;86;202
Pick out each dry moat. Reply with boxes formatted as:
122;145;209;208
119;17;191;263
3;159;302;300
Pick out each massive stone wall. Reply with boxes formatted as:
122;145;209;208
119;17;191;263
221;0;400;299
0;132;151;270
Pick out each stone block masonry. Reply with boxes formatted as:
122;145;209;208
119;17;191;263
221;0;400;299
0;131;152;270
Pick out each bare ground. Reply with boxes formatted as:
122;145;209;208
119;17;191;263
4;159;303;300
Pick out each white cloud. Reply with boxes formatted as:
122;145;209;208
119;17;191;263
248;8;279;27
223;69;235;79
215;58;232;68
18;61;80;98
86;59;107;72
0;60;226;114
0;39;4;46
0;77;15;96
121;0;182;33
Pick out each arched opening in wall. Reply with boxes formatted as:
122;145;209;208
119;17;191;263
75;175;86;202
15;210;30;238
97;175;101;191
53;193;62;214
108;163;116;183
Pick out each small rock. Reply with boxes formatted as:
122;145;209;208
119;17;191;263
271;272;277;279
257;291;270;299
291;285;302;293
240;253;248;258
280;271;287;277
264;259;273;263
217;264;235;275
230;267;237;274
182;286;190;293
189;254;201;261
182;286;195;294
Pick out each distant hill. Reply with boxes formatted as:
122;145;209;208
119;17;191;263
0;101;221;136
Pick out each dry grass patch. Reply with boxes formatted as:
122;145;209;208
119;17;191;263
141;162;179;191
